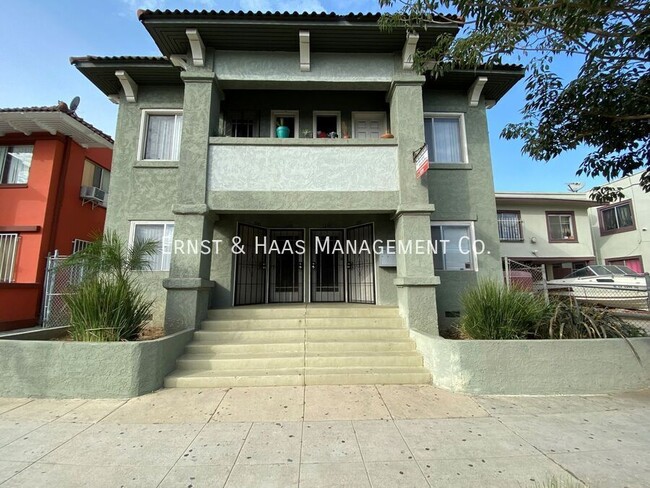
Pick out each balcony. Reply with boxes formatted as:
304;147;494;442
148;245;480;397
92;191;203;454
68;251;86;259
207;137;399;213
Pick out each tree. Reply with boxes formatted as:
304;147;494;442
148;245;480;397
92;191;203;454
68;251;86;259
379;0;649;201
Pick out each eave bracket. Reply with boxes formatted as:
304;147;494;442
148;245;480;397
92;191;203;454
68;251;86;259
299;30;310;72
468;76;488;107
402;32;419;70
186;28;206;67
115;70;138;103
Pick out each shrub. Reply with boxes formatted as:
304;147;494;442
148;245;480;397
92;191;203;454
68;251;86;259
62;230;157;342
460;280;548;339
543;299;647;340
66;277;153;342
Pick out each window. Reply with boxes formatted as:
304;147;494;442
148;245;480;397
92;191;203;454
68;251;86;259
313;111;341;138
546;212;577;242
424;114;467;164
0;145;33;184
599;201;635;234
606;257;643;274
129;222;175;271
82;160;110;193
225;111;259;137
271;111;299;138
497;211;523;241
431;223;476;271
0;233;19;282
140;111;183;160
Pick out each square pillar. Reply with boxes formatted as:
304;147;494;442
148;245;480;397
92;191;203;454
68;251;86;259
389;80;440;335
163;70;221;333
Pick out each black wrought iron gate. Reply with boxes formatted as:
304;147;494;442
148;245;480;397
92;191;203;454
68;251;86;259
346;223;376;304
233;224;267;306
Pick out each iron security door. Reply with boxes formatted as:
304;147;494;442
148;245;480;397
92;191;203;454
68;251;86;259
268;229;304;303
346;223;376;304
310;229;345;302
234;224;267;306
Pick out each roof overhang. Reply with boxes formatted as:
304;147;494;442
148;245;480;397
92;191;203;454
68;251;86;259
496;193;599;207
425;66;525;105
136;10;461;56
0;111;113;148
70;56;182;100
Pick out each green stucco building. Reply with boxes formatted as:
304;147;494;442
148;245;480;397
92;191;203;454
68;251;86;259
72;9;523;386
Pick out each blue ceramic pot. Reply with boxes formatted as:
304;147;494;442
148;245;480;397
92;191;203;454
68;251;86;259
276;126;290;138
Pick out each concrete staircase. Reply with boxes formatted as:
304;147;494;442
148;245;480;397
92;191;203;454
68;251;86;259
164;304;431;387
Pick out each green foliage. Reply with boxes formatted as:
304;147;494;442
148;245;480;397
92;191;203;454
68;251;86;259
379;0;650;202
544;299;647;340
62;230;157;342
459;280;548;339
459;280;648;341
65;277;153;342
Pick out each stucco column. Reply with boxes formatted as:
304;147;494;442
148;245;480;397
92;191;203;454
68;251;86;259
163;71;220;333
389;80;440;335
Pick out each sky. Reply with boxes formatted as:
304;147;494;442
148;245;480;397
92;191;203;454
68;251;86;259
0;0;606;193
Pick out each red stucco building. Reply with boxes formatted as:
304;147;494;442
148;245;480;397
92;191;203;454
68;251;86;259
0;104;113;331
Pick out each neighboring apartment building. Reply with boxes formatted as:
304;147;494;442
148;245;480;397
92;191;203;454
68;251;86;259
589;172;649;273
496;192;598;279
72;10;523;339
0;105;113;331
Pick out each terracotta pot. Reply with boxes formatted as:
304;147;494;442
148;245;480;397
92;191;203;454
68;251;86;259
380;132;394;139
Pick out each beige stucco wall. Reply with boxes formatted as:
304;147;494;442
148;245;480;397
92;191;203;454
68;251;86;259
589;173;650;270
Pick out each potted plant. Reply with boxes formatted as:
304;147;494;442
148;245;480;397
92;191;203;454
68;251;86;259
276;118;290;138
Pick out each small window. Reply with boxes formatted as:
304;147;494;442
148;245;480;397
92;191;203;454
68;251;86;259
141;111;183;160
424;114;467;164
0;145;33;184
497;211;523;241
431;223;475;271
313;111;341;138
225;111;259;137
599;202;634;234
546;212;577;242
0;233;19;282
129;222;175;272
82;160;110;194
271;111;299;138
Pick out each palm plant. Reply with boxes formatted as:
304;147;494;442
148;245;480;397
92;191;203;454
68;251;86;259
61;230;158;342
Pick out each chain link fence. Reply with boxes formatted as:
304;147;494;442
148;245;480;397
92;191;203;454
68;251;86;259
41;252;84;328
504;258;650;333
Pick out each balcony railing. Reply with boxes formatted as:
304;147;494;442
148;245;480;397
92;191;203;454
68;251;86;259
498;219;523;242
0;233;19;283
207;137;399;193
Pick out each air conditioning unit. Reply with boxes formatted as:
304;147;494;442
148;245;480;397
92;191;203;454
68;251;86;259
80;186;106;206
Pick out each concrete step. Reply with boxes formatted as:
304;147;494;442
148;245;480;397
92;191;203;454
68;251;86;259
206;306;400;320
306;340;415;353
200;317;404;331
186;342;304;355
305;367;432;385
164;366;431;388
194;328;408;344
177;353;304;370
176;351;423;370
164;368;305;388
305;352;423;368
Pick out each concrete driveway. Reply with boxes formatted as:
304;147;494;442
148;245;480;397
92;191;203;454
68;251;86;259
0;386;648;487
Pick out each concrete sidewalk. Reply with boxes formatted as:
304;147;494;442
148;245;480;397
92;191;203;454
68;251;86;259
0;386;648;487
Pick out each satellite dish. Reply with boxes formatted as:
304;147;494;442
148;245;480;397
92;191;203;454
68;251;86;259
567;182;585;193
69;96;81;113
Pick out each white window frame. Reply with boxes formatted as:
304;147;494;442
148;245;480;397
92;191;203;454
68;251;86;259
128;221;175;272
137;109;183;161
312;111;342;138
270;110;299;139
351;112;387;138
423;112;469;165
430;221;478;271
0;233;19;283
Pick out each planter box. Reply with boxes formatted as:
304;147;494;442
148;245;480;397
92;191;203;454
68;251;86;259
0;329;193;399
411;330;650;395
